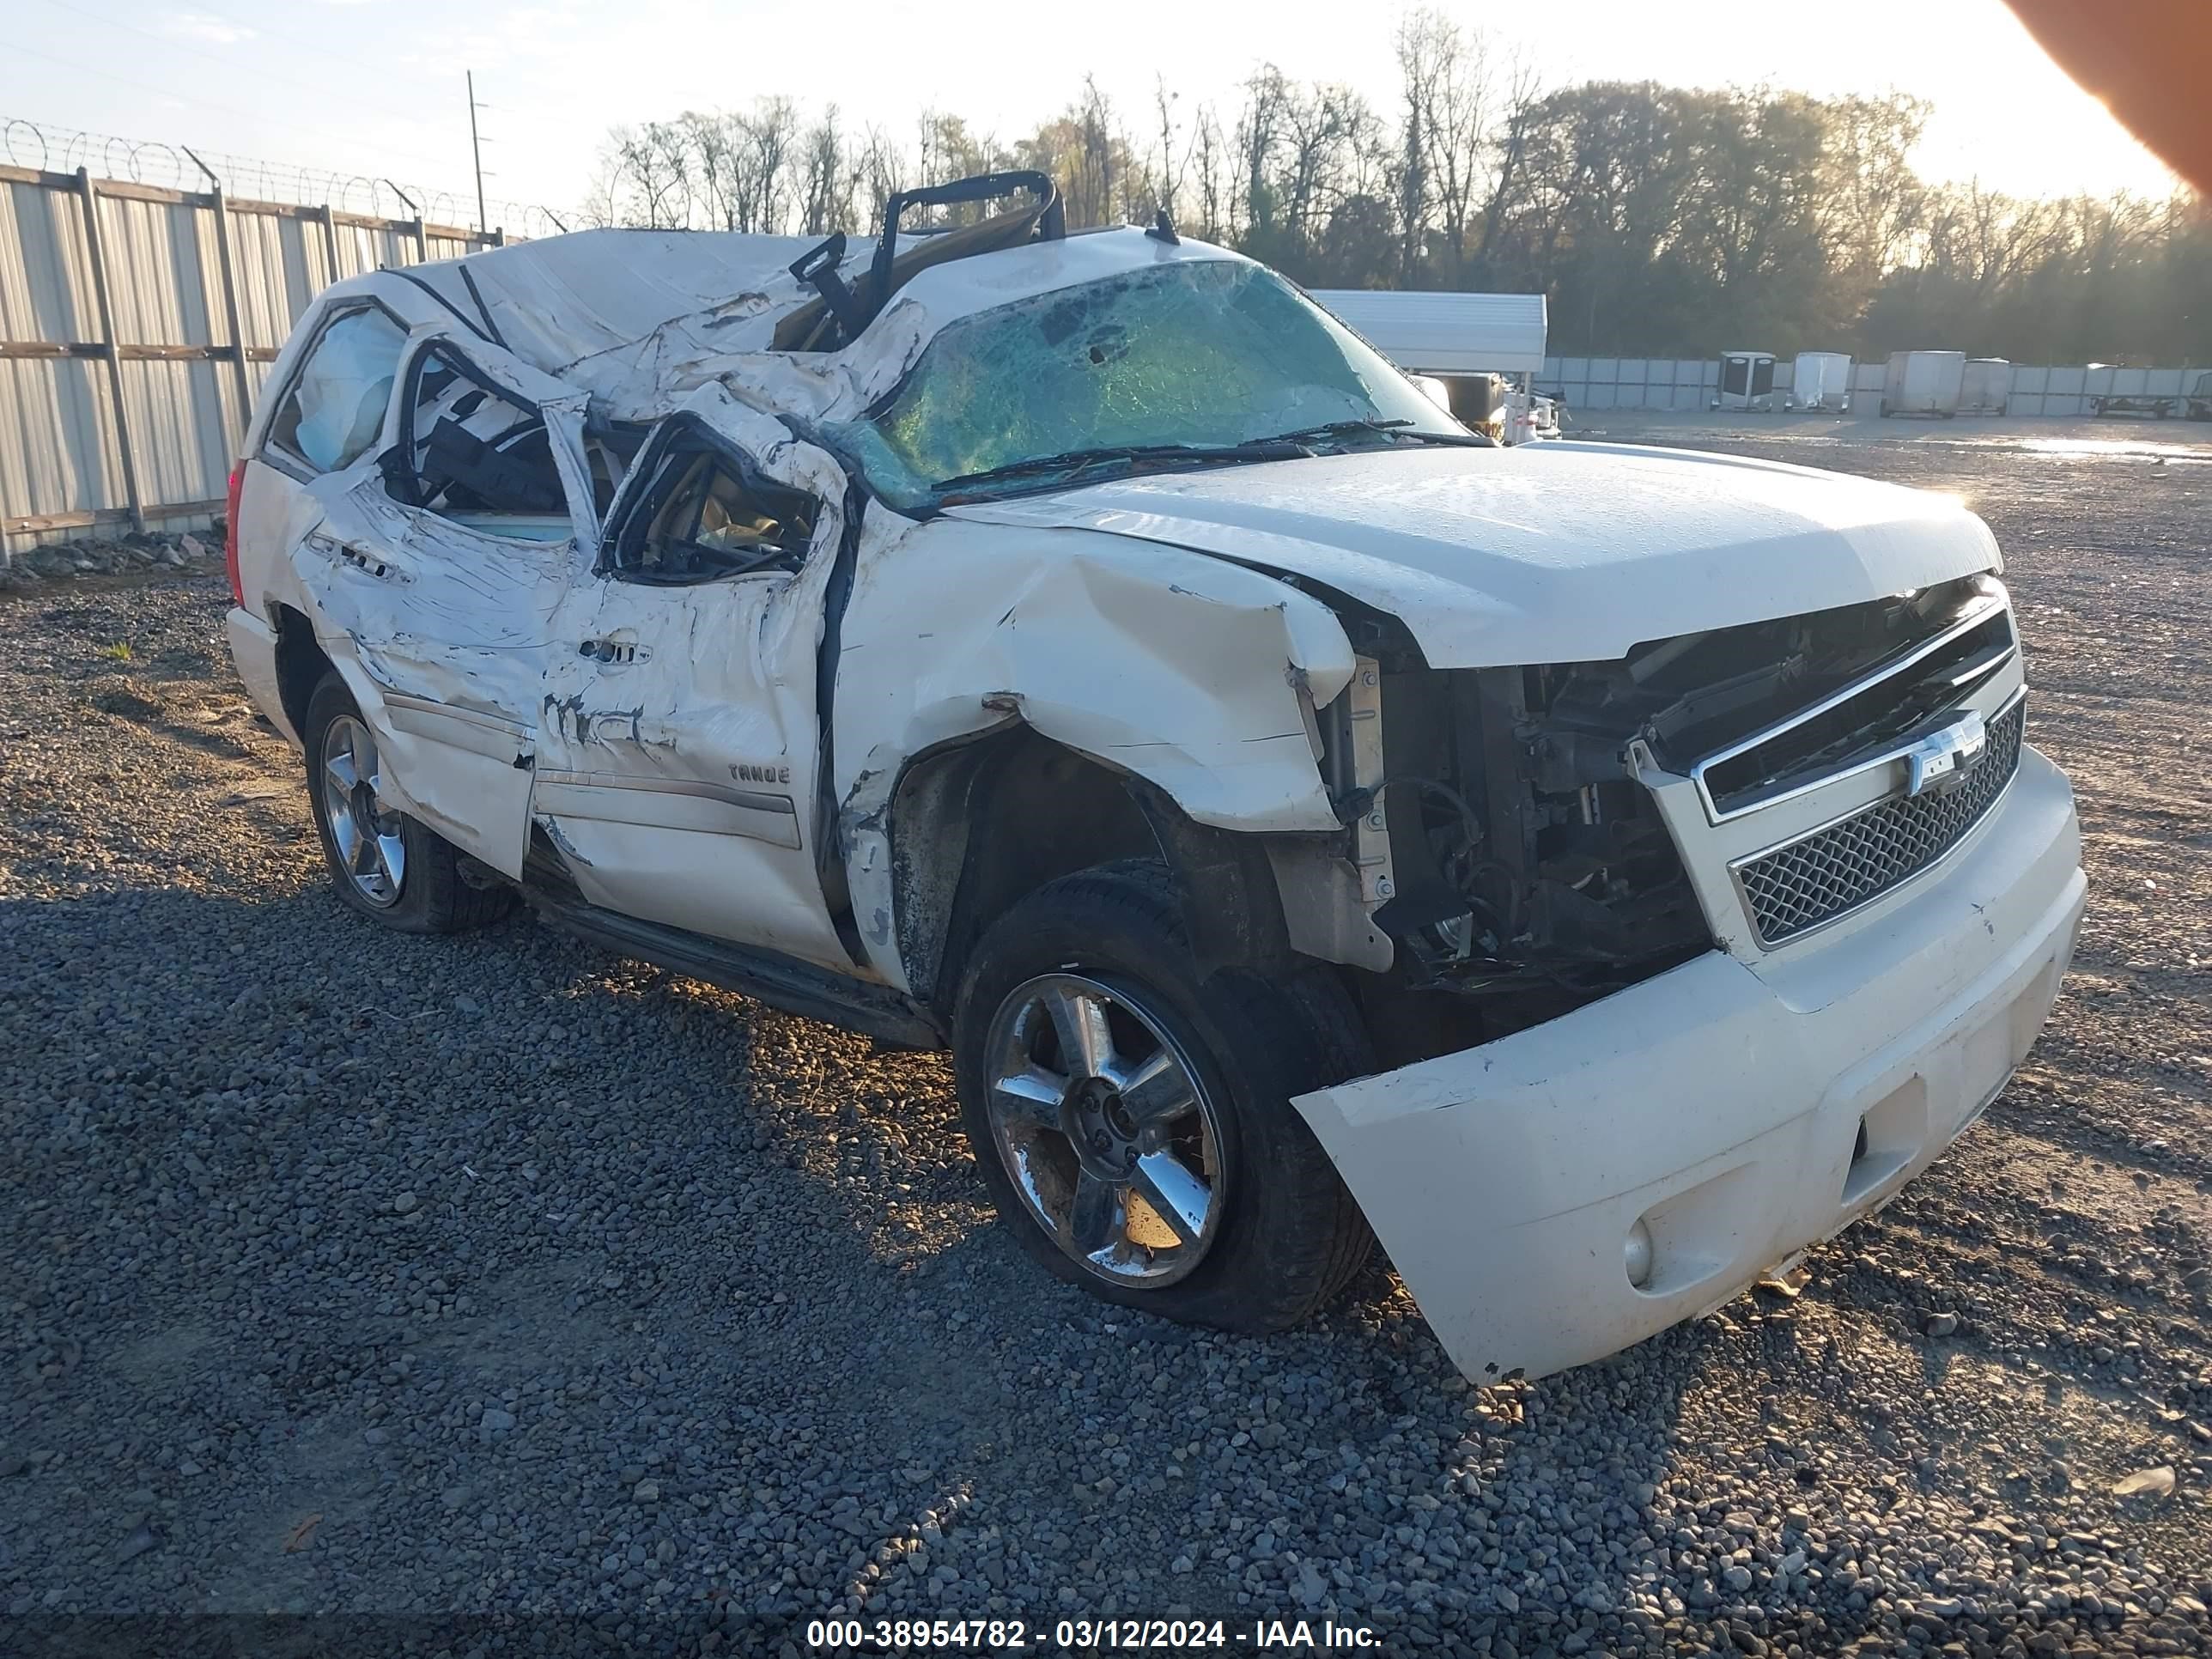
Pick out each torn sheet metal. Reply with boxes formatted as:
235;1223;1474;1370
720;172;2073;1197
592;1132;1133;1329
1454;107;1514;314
832;518;1355;990
945;443;2005;669
531;383;862;969
306;224;1255;428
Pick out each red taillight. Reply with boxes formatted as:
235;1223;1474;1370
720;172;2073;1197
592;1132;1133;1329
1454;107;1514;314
223;460;246;606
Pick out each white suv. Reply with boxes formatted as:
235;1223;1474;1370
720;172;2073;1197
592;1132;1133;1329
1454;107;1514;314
226;173;2085;1380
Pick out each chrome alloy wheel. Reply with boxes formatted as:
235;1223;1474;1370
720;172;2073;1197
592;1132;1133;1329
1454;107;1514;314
981;973;1228;1285
319;714;406;907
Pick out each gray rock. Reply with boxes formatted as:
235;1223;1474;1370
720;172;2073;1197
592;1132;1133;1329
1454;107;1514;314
0;512;2203;1654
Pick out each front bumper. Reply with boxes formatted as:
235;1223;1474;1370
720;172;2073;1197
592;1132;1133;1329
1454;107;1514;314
1291;744;2084;1381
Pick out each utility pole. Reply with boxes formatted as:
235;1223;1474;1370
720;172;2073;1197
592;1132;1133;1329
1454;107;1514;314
467;70;489;237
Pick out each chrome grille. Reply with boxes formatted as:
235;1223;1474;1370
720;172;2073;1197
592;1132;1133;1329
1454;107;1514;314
1734;698;2026;946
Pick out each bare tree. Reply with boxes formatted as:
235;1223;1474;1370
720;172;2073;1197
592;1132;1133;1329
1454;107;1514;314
1394;15;1432;281
1403;9;1494;279
853;124;903;232
1152;78;1187;222
798;106;851;234
605;120;696;229
739;98;799;232
1190;105;1230;241
1817;92;1931;277
580;68;2212;365
1472;49;1542;283
1237;66;1290;239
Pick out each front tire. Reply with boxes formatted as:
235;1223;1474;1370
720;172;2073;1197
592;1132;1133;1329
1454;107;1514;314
303;673;513;934
952;864;1373;1333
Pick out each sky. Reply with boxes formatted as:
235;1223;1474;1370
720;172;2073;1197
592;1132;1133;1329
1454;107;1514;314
3;0;2181;228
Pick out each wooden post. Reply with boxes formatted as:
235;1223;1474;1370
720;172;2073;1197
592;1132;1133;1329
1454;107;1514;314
315;202;343;291
208;188;254;453
76;167;146;535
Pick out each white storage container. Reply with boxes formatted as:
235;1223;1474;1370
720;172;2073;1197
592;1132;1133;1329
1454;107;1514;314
1959;358;2012;416
1882;350;1966;417
1789;352;1853;411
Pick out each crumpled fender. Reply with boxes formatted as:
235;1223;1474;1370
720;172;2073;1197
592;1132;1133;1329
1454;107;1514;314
832;514;1356;990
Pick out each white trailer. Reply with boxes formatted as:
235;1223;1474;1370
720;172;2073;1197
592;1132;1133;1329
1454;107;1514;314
1309;289;1547;376
1788;351;1853;412
1959;358;2012;416
1711;351;1778;411
1881;350;1966;417
1310;289;1555;441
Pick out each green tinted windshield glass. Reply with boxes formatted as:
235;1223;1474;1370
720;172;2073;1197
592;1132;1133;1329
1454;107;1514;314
827;259;1464;507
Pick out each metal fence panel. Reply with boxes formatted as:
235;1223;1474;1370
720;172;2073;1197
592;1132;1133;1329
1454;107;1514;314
0;161;501;556
0;356;124;522
1546;356;2205;421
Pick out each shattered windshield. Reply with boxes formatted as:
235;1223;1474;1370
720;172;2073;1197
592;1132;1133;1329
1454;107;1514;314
826;259;1470;508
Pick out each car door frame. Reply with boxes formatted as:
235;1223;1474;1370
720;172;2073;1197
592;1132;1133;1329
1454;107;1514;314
532;387;870;969
283;318;601;879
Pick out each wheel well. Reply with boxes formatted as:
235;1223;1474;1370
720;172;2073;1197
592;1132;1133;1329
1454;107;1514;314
270;604;331;741
893;730;1160;1013
890;727;1303;1018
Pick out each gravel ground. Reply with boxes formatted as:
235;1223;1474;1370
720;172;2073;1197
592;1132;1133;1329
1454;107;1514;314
3;422;2210;1657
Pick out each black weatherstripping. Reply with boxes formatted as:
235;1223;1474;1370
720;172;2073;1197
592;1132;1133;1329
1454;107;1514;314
811;479;874;968
456;263;510;350
385;268;499;347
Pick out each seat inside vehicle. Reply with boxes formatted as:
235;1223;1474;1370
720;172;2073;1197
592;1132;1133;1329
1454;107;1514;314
386;345;571;534
611;442;817;583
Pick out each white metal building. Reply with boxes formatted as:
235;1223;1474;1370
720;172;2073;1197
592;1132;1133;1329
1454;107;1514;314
1309;290;1549;376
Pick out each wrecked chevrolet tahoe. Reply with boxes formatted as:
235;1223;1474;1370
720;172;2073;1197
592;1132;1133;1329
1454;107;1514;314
224;173;2085;1380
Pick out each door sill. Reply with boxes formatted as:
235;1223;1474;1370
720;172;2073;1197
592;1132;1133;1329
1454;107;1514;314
526;891;943;1050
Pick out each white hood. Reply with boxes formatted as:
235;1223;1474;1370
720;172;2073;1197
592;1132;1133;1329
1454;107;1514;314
945;442;2003;667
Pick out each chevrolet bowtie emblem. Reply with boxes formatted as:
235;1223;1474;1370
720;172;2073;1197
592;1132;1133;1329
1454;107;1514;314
1902;711;1989;799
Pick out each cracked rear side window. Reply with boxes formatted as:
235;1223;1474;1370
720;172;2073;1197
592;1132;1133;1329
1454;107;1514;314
267;307;408;474
830;260;1455;508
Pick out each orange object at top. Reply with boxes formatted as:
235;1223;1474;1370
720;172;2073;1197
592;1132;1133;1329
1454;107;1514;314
2005;0;2212;194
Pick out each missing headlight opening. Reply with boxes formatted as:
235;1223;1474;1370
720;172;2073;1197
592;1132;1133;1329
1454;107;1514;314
1319;571;2016;1064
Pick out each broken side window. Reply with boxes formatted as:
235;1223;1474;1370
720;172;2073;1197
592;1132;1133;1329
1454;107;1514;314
383;343;572;540
606;440;816;585
266;304;408;474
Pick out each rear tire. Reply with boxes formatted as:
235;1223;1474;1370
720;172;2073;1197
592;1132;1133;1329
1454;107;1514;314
952;863;1373;1334
303;673;514;934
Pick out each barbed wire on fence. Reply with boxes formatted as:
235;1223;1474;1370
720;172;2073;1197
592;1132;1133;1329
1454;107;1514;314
0;115;570;239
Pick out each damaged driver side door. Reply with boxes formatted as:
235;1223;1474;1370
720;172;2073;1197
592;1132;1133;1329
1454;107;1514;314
533;399;857;970
303;327;598;880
